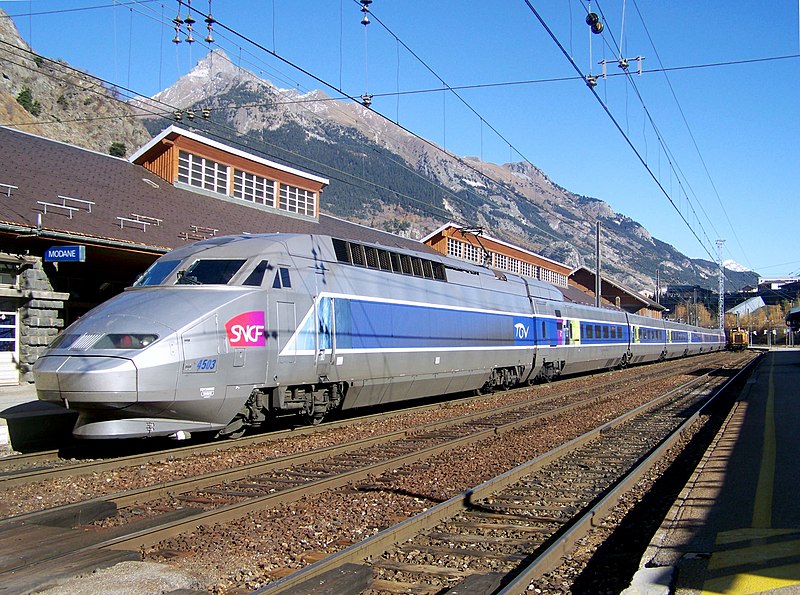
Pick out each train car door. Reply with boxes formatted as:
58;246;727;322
315;295;335;380
569;319;580;345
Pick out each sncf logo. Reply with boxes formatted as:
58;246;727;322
225;311;266;347
514;323;530;339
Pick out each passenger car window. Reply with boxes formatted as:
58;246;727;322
134;260;180;286
243;260;270;286
176;259;246;285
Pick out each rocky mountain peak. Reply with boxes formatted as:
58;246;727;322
0;13;758;292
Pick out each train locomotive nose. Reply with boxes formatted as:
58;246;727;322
35;354;139;408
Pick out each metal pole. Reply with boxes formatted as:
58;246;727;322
595;221;601;308
656;268;660;305
716;239;725;330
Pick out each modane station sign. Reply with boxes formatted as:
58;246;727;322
44;245;86;262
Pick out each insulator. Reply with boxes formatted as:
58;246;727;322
585;75;598;88
205;14;216;25
173;14;183;26
186;33;195;43
361;93;372;107
205;33;214;43
187;109;195;120
618;58;629;70
174;110;183;121
585;12;599;26
202;107;211;119
360;0;372;6
184;13;196;26
172;31;182;44
361;14;370;25
591;21;604;34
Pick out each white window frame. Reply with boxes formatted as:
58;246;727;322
279;183;316;217
178;150;229;194
233;169;276;207
447;237;463;259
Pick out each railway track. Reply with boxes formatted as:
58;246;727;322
258;354;758;594
0;352;753;592
0;352;728;489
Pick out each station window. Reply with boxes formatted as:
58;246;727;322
233;170;276;207
178;150;229;194
447;237;463;259
279;183;316;217
0;263;18;287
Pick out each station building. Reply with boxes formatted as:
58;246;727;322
421;224;663;318
0;125;432;384
421;223;571;288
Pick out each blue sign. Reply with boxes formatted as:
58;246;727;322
44;245;86;262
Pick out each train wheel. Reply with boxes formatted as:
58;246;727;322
300;393;327;425
300;409;325;425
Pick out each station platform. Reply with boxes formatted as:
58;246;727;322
629;349;800;594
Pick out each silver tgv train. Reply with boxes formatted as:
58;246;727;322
34;233;725;439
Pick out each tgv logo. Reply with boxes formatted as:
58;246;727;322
226;311;266;347
514;323;529;339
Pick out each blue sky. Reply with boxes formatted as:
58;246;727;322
2;1;798;278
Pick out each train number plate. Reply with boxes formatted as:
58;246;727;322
183;358;218;373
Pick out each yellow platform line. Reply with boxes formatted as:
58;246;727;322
701;356;800;594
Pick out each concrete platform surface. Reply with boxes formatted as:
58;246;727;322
629;350;800;595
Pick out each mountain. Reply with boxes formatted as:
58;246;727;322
0;9;757;295
0;8;151;155
134;50;757;293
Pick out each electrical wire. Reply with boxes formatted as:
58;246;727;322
585;0;755;290
631;0;754;271
524;0;718;266
0;36;562;242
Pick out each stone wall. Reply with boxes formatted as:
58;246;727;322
18;260;68;382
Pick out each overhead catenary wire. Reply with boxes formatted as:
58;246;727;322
0;34;563;242
586;0;750;287
630;0;754;271
2;2;792;272
590;0;720;251
523;0;717;264
579;3;762;289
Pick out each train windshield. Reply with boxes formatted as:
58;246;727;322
133;260;180;287
176;259;247;285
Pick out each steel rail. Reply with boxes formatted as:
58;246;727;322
496;352;762;594
0;352;726;488
3;352;730;530
257;354;758;594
